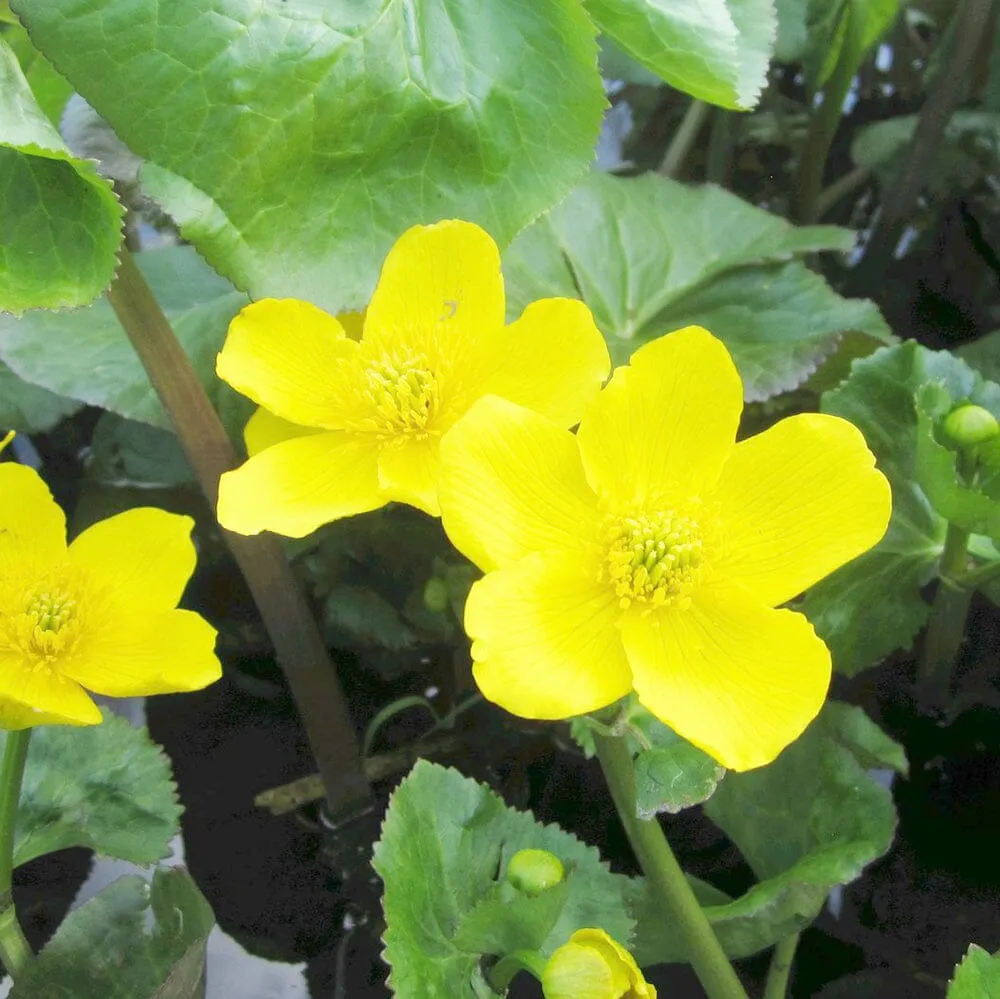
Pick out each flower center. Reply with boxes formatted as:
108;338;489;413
605;511;708;610
3;577;83;668
364;355;438;436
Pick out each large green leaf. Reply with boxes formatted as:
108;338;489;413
372;760;633;998
585;0;776;110
10;868;214;999
805;0;900;90
0;245;252;437
11;711;181;868
801;342;954;676
3;20;73;125
633;703;904;964
0;360;81;433
503;172;892;401
0;38;121;314
949;944;1000;999
13;0;604;313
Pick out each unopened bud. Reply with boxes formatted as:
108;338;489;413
943;404;1000;449
506;849;565;895
542;929;656;999
422;577;450;614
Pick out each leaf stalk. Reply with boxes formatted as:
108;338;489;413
0;730;32;977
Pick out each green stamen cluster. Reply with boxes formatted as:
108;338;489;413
365;354;438;434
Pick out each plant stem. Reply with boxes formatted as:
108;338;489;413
487;950;547;992
594;733;747;999
706;108;733;187
815;165;871;219
106;249;373;821
917;519;973;708
763;933;799;999
659;99;711;178
848;0;994;294
0;731;32;976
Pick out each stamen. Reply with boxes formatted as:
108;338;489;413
362;354;438;436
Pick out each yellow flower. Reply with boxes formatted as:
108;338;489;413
215;221;610;538
542;929;656;999
438;327;891;771
0;463;221;729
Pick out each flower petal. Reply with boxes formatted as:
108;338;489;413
62;609;220;697
363;221;505;365
217;431;383;538
439;396;601;572
466;552;632;719
69;508;196;612
621;586;830;771
216;299;358;427
576;327;743;508
542;941;623;999
0;464;66;574
473;299;611;427
377;436;442;517
243;406;321;457
0;652;101;729
714;413;891;606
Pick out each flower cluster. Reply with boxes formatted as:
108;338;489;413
216;220;891;772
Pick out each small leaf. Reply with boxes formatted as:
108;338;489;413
949;944;1000;998
585;0;777;110
372;760;633;999
503;172;891;402
0;246;252;438
0;361;81;434
88;413;194;488
11;711;181;868
0;38;122;314
10;868;214;999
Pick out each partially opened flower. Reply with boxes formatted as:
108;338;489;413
439;326;891;771
215;220;610;538
0;462;221;729
542;929;655;999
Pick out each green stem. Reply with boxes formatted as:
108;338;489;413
763;933;800;999
815;165;871;219
917;519;973;708
594;733;747;999
659;99;711;178
705;108;732;187
0;731;32;976
106;249;373;821
792;11;860;224
487;950;547;992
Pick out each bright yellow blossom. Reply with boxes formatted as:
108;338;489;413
438;326;891;771
0;462;221;729
542;929;656;999
215;221;610;538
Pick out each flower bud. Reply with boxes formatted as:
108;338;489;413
942;404;1000;449
422;576;450;614
542;929;655;999
506;848;565;895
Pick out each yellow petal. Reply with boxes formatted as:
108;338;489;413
217;431;382;538
377;436;442;517
713;413;892;606
473;299;611;426
0;652;101;729
438;396;601;572
363;221;505;365
576;327;743;509
69;508;196;612
62;609;220;697
243;406;321;457
466;552;632;719
621;586;830;771
542;941;622;999
216;299;358;428
0;464;66;577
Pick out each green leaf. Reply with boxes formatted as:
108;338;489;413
808;0;900;90
88;413;195;488
959;330;1000;386
0;360;81;433
13;0;604;314
503;172;891;401
322;584;418;653
949;944;1000;999
10;868;214;999
4;20;72;125
801;342;950;676
10;711;181;868
372;760;633;998
0;245;252;437
584;0;777;110
774;0;808;62
627;702;725;818
0;38;122;314
633;703;904;963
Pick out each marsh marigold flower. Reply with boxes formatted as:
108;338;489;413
215;221;610;538
542;929;655;999
439;327;891;771
0;462;221;729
